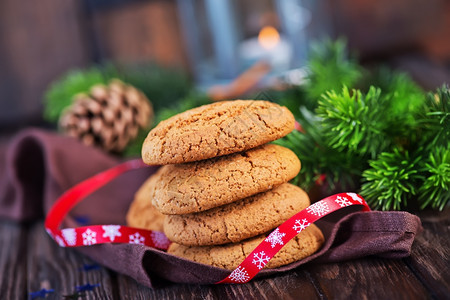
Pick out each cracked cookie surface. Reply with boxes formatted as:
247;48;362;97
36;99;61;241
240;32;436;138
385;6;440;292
167;224;324;270
141;100;295;165
148;144;300;215
126;176;166;232
164;183;310;246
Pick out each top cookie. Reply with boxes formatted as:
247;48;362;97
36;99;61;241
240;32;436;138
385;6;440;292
142;100;295;165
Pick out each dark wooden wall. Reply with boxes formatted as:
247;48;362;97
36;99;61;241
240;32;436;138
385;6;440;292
93;2;186;65
0;0;449;131
0;0;185;130
333;0;450;61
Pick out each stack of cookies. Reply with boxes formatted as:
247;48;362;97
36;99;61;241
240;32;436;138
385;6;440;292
127;100;324;270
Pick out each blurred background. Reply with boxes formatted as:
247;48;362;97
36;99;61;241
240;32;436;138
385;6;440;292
1;0;449;134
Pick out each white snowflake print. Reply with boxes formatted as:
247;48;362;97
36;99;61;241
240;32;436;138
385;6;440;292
347;192;363;204
102;225;122;242
82;229;97;245
129;232;145;245
293;218;310;233
55;235;66;247
335;196;352;207
265;228;286;248
61;228;77;246
45;228;53;238
252;251;270;270
306;201;330;216
229;266;250;283
151;231;171;248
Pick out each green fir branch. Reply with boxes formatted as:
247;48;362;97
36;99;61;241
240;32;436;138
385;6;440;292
44;67;114;122
269;39;362;117
418;146;450;210
43;39;449;211
274;107;363;193
316;86;391;158
44;63;193;157
116;62;192;112
122;129;149;158
305;38;362;106
43;63;192;123
263;88;308;120
360;149;423;210
372;68;425;139
420;85;450;148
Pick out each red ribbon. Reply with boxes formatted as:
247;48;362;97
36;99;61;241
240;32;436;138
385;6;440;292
44;159;370;284
218;192;370;283
44;159;171;250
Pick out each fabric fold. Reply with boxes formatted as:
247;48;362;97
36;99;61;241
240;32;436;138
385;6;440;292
0;129;423;288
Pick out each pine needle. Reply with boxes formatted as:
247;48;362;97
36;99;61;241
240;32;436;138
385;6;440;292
360;149;423;210
316;86;391;158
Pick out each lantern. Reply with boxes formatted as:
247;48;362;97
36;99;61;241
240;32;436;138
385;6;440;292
177;0;330;88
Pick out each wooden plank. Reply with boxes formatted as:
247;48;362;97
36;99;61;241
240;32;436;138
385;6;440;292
305;257;430;300
0;221;27;299
14;209;449;300
116;268;319;299
26;222;116;299
216;270;320;300
404;209;450;300
116;275;217;300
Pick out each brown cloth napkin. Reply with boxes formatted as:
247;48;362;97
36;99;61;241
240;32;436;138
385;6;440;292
0;129;423;288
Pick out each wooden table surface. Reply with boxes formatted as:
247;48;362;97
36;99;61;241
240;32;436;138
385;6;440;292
0;208;448;300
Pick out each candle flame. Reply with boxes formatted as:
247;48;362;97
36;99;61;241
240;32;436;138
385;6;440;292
258;26;280;50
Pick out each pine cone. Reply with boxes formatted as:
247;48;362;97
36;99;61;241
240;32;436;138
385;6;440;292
59;79;153;153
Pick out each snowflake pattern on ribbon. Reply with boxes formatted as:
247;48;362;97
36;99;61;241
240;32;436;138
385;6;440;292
347;192;364;204
151;231;171;248
306;201;330;216
252;251;270;270
102;225;121;242
55;235;66;247
82;229;97;245
293;218;310;233
265;228;286;248
229;266;250;283
129;232;145;245
42;157;369;286
45;228;53;238
335;196;352;207
61;228;77;246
